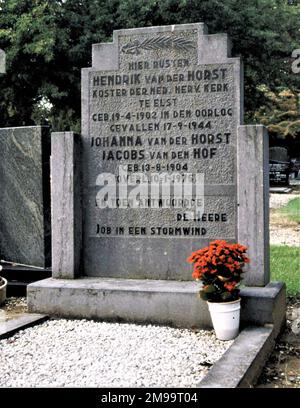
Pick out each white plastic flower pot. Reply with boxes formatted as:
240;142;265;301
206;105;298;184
0;276;7;306
207;298;241;341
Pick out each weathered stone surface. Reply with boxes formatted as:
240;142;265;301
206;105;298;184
241;281;286;338
28;277;211;328
0;126;51;267
51;132;82;278
27;279;285;329
237;125;270;286
198;326;274;388
81;23;243;279
0;49;5;74
269;146;289;162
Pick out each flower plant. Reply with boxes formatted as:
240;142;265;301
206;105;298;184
187;240;250;302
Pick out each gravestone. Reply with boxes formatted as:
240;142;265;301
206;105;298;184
80;23;268;285
269;146;290;185
81;25;240;281
28;23;275;327
269;147;289;162
0;126;51;268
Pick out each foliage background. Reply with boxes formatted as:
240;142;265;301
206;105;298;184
0;0;300;148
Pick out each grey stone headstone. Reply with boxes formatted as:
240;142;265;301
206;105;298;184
269;147;289;163
269;146;290;185
0;126;51;268
81;23;244;280
29;23;273;326
0;49;5;74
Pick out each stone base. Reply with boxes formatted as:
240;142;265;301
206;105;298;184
27;278;286;330
199;326;276;388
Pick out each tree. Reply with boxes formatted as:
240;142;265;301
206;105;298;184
0;0;300;133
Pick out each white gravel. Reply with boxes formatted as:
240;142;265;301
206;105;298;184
270;225;300;247
0;318;232;388
6;196;299;387
269;193;300;246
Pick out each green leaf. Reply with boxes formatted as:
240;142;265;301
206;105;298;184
200;291;210;301
203;284;216;294
221;291;232;301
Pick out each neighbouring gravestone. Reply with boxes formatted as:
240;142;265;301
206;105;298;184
270;147;289;163
0;126;51;268
269;146;290;185
28;23;275;327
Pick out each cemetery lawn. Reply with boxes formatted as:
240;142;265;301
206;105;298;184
270;245;300;295
279;197;300;224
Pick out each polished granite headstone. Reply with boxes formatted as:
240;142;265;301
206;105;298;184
269;146;290;185
0;126;51;267
269;147;289;162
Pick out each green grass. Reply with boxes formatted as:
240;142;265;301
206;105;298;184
279;197;300;223
270;245;300;296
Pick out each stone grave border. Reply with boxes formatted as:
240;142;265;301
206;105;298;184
0;313;48;340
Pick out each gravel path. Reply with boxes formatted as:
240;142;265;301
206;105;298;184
270;225;300;247
270;193;300;247
270;193;300;209
0;319;232;388
0;297;27;322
